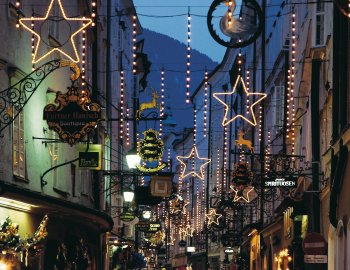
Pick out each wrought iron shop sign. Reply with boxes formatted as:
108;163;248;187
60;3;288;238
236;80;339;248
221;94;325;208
120;212;136;222
135;221;161;233
77;144;102;170
43;84;101;146
136;129;166;172
263;177;297;188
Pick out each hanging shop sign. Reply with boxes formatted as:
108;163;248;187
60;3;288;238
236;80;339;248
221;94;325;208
44;85;101;146
77;144;102;170
263;177;297;188
136;129;167;172
150;175;173;197
119;212;136;222
135;221;161;233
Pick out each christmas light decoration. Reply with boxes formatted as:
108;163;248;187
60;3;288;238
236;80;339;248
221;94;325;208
167;148;171;171
31;18;35;71
119;70;124;141
290;8;296;156
132;15;137;74
81;21;87;86
159;67;165;137
258;105;262;142
180;224;195;238
203;70;208;137
126;107;130;145
213;75;267;126
186;12;191;103
230;185;254;203
205;208;223;226
176;145;211;180
216;149;221;193
19;0;92;64
91;0;96;27
223;124;228;183
246;70;250;114
194;107;197;145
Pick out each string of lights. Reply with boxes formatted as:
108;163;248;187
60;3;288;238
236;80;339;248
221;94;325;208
159;67;165;137
81;21;86;85
31;18;35;71
126;107;130;145
119;70;124;141
186;11;191;103
291;7;296;156
91;0;96;27
203;69;208;138
132;15;137;74
216;149;221;193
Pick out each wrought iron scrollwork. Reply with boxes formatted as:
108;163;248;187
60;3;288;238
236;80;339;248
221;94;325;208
0;59;78;134
137;111;168;121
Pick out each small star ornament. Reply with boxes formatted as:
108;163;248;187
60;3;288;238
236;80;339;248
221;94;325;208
230;185;255;203
213;75;267;126
176;145;211;180
206;209;223;226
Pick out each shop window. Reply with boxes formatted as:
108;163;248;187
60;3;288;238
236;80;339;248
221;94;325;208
283;207;293;239
13;109;25;178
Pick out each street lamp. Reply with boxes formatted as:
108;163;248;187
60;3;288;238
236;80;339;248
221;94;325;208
123;189;135;203
126;147;141;169
142;210;151;220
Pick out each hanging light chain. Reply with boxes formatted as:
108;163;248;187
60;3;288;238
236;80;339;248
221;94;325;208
132;15;137;74
159;67;165;137
91;0;96;27
204;69;208;137
119;70;124;141
186;12;191;103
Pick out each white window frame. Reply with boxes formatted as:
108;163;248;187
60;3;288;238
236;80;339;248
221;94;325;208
314;2;325;46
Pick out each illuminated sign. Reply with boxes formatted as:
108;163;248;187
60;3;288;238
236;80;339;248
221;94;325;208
119;212;136;222
77;144;102;170
263;177;297;188
135;221;161;233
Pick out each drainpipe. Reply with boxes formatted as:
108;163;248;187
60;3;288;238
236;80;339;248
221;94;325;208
310;59;321;233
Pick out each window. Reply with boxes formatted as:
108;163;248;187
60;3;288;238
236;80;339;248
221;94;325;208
315;2;325;46
49;2;59;41
272;86;285;135
13;109;25;178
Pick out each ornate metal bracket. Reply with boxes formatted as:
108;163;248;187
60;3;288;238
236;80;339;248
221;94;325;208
0;59;80;134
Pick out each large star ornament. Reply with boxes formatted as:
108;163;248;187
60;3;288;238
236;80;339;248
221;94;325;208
19;0;92;64
213;75;267;126
176;146;211;180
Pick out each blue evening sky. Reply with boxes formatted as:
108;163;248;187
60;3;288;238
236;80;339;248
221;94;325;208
133;0;226;63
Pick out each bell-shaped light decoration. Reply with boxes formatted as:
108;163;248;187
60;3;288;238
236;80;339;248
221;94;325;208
220;0;258;42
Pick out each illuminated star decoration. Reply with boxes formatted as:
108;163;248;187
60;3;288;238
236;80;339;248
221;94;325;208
213;75;267;126
19;0;92;64
179;224;195;238
230;185;255;203
205;209;223;226
176;145;211;180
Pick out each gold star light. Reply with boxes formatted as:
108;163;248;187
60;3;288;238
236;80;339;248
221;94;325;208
230;185;255;203
213;75;267;126
19;0;92;64
205;209;223;226
176;145;211;180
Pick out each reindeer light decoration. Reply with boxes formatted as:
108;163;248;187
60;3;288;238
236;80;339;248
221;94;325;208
235;130;254;153
136;88;160;119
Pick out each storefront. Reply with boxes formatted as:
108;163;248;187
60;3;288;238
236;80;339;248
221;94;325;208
0;181;113;269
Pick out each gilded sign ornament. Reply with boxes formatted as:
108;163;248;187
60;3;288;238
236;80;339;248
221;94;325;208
136;129;167;172
43;84;101;146
136;90;160;120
